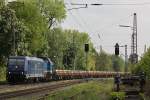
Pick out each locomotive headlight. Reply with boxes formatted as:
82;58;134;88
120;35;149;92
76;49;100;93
16;66;18;69
22;72;24;75
9;72;11;74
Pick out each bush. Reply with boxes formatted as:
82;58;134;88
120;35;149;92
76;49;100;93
139;93;145;100
135;48;150;79
0;66;6;81
109;92;125;100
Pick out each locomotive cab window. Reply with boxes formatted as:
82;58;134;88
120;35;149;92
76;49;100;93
8;59;25;66
9;59;16;65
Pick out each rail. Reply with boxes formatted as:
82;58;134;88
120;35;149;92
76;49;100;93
0;80;83;99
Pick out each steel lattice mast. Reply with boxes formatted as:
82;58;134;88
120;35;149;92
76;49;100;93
130;13;138;64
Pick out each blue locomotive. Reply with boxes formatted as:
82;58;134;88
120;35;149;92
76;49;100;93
6;56;54;83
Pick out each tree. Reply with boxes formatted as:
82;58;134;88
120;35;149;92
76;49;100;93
95;51;125;71
0;0;4;7
63;45;77;69
135;48;150;79
63;30;95;70
47;28;96;70
111;55;124;72
9;1;48;55
47;28;66;69
39;0;66;28
0;6;27;61
95;51;112;71
8;0;66;56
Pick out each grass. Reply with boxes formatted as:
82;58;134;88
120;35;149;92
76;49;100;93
44;79;113;100
109;92;125;100
144;80;150;100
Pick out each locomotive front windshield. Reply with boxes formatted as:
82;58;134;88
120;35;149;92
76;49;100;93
9;59;25;66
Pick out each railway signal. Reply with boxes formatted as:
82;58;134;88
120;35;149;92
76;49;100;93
115;43;119;56
84;43;89;68
85;43;89;52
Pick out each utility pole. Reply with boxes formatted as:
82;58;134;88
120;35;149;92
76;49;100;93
100;45;102;53
144;44;147;53
119;45;128;72
13;29;16;56
11;16;16;56
125;45;128;72
73;32;75;70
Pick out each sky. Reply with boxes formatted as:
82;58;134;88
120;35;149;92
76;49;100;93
62;0;150;59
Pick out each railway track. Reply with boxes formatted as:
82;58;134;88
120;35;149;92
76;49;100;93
0;80;84;99
0;81;61;94
114;74;146;100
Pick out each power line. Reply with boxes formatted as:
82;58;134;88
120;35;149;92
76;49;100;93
71;2;150;6
66;1;97;39
94;14;133;38
100;2;150;6
67;6;87;11
73;8;100;41
65;2;103;43
65;2;88;33
65;8;133;49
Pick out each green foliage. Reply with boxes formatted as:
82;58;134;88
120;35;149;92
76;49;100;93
47;28;66;69
95;52;124;71
95;51;112;71
0;0;4;7
8;0;66;56
0;6;28;58
112;55;125;72
0;65;6;81
45;80;113;100
135;48;150;79
8;0;49;56
39;0;66;28
139;93;145;100
109;92;125;100
47;28;95;70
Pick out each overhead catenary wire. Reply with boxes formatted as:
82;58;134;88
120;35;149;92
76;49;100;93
66;1;90;32
65;2;101;46
66;3;87;33
66;2;134;37
71;2;150;6
73;7;102;41
66;1;103;43
94;14;133;35
67;9;100;46
65;1;136;49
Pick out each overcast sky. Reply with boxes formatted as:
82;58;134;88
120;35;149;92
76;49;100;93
62;0;150;58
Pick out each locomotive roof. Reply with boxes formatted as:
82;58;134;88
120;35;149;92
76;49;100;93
9;56;44;62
